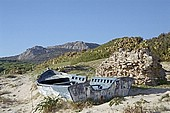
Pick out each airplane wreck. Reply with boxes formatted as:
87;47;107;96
36;69;134;102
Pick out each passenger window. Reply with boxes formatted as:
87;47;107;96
104;80;106;83
82;78;85;81
107;80;109;83
101;79;103;82
75;77;78;80
79;78;81;80
110;80;113;83
72;76;74;79
92;79;94;82
98;79;100;82
98;85;102;89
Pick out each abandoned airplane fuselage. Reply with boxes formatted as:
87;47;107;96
37;70;133;102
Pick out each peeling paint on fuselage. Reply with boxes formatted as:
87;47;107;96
37;70;133;102
68;77;133;102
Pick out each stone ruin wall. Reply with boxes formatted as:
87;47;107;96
96;48;166;85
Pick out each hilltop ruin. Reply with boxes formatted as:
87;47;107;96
96;48;166;85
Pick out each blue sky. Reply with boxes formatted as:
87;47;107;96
0;0;170;57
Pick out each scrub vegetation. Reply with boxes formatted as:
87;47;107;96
36;32;170;72
0;60;34;75
1;32;170;75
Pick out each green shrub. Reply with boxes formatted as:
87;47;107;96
34;96;63;113
0;60;34;75
34;96;94;113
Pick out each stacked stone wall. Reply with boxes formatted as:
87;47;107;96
96;48;166;85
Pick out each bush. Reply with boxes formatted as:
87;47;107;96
109;96;126;106
0;60;34;75
68;99;94;112
34;97;94;113
34;96;63;113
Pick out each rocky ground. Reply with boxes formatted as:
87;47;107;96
0;62;170;113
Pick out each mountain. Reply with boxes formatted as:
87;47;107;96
48;41;99;50
38;32;170;70
39;37;143;67
1;41;100;63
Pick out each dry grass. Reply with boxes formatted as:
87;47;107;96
123;98;170;113
153;104;170;112
68;100;93;112
0;96;17;105
159;93;170;102
0;91;11;96
123;98;149;113
34;97;94;113
109;97;126;106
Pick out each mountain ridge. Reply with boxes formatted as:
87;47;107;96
0;41;100;63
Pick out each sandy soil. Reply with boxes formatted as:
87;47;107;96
0;74;42;113
0;62;170;113
81;88;170;113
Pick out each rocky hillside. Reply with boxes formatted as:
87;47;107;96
37;37;144;69
147;33;170;61
1;41;100;64
70;33;170;64
37;32;170;71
